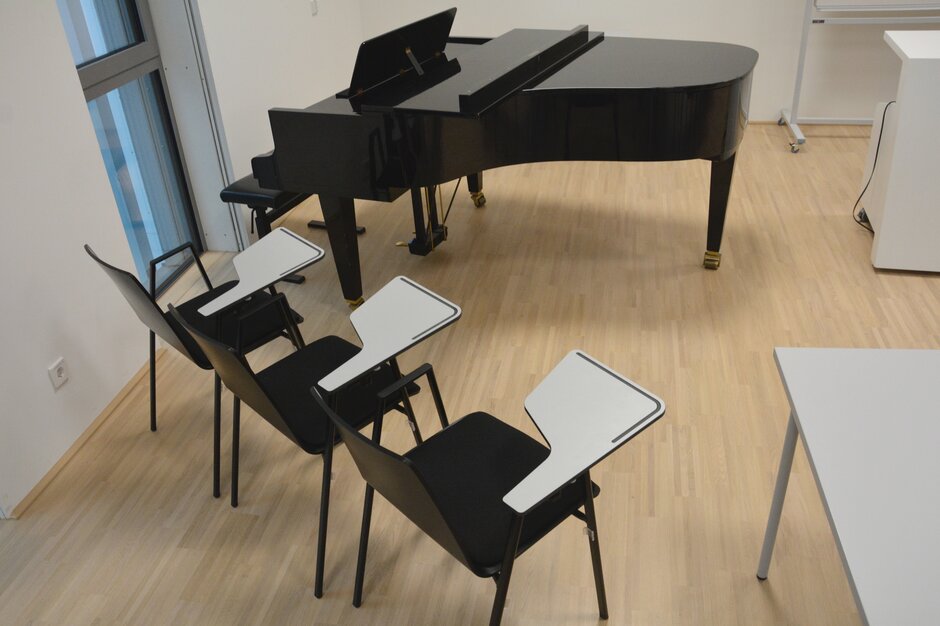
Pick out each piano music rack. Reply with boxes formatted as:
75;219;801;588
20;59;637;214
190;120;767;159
781;0;940;152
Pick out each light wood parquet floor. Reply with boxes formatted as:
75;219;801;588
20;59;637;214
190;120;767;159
2;123;938;625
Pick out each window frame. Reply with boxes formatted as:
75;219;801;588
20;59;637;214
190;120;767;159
67;0;206;292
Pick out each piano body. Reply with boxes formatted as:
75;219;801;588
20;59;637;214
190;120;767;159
252;9;758;305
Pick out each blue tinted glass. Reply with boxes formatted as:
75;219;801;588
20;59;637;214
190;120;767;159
88;72;196;287
57;0;144;66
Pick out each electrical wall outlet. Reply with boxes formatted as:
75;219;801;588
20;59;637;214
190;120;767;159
48;357;69;390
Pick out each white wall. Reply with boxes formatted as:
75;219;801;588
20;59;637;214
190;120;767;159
357;1;912;122
0;0;913;516
0;0;143;514
195;0;365;181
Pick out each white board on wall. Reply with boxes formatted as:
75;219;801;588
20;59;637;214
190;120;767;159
816;0;940;11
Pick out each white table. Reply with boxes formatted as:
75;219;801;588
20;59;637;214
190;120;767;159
503;350;665;514
318;276;461;392
757;348;940;626
198;228;324;316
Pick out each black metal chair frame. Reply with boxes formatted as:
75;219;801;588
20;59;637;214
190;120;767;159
85;243;301;499
169;305;429;598
312;366;608;626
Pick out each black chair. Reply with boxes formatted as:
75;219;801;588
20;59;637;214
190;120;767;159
85;243;302;498
312;367;606;626
168;305;424;597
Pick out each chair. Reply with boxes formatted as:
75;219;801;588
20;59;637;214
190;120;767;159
312;365;607;626
168;305;423;597
85;243;302;498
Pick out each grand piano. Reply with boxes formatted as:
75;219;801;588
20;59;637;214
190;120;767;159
252;9;758;305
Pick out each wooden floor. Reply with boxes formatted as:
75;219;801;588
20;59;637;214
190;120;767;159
3;123;939;625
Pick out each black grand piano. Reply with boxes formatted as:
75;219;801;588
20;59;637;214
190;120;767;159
252;9;758;305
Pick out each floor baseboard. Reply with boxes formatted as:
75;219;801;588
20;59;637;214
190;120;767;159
8;352;160;520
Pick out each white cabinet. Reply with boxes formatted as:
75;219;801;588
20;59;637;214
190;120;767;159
862;31;940;272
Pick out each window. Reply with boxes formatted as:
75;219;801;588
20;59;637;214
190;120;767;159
58;0;201;290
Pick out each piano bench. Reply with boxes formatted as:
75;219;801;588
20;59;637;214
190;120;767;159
220;174;366;240
220;175;310;234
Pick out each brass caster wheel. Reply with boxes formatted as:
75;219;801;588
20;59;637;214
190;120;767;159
703;250;721;270
346;297;364;309
471;191;486;208
789;142;800;154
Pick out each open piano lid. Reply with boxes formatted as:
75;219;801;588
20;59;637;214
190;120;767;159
340;9;603;117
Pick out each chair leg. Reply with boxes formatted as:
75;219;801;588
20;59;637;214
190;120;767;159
291;319;305;348
490;514;524;626
582;471;608;619
426;367;450;429
353;416;384;607
149;331;157;432
390;358;422;444
268;286;304;350
231;396;240;508
353;484;376;607
213;374;222;498
314;421;335;598
399;388;423;444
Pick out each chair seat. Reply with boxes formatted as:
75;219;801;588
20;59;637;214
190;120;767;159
405;412;598;577
220;174;306;209
169;281;296;368
256;336;414;454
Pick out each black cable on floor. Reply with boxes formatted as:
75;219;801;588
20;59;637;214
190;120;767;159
852;100;896;234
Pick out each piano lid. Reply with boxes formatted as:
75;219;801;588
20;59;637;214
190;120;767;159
357;26;604;117
528;37;758;92
343;8;457;98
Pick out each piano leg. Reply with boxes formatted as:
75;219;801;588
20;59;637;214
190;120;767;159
320;195;364;307
704;153;736;270
468;171;486;207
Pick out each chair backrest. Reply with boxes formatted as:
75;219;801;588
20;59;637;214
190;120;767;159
168;305;304;449
85;244;195;361
310;389;470;568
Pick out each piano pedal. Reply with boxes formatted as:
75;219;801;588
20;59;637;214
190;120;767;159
404;226;447;256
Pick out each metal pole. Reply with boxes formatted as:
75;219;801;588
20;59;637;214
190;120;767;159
757;413;800;580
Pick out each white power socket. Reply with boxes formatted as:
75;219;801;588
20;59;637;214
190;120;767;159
48;357;69;390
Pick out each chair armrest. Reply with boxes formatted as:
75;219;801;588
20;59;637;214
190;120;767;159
148;241;212;297
377;363;432;400
378;363;450;428
502;458;592;516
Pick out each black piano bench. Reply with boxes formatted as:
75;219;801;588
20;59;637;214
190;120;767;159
221;174;366;238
